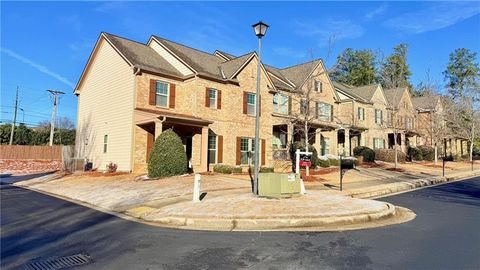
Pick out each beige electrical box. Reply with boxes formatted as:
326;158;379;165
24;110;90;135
258;173;301;198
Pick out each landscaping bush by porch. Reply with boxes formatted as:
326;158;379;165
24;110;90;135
260;166;275;173
418;145;435;161
353;146;375;162
407;146;423;161
148;129;187;178
374;149;406;163
317;157;330;167
213;164;233;174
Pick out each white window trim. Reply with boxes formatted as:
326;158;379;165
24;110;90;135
209;88;217;109
155;80;170;108
247;93;256;116
208;135;217;164
315;80;322;92
273;93;288;115
103;134;108;154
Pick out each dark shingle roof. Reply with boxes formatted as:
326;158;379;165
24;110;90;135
412;96;439;110
153;36;225;79
384;87;407;107
214;50;236;60
104;33;184;78
280;60;321;87
220;52;255;78
332;81;377;103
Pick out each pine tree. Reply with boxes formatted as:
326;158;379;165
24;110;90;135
379;43;412;90
330;48;377;86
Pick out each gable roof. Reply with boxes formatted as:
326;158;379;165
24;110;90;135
104;33;184;78
384;87;409;108
412;95;440;111
332;81;381;104
280;60;321;88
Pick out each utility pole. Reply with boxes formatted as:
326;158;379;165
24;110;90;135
47;89;65;146
9;86;19;145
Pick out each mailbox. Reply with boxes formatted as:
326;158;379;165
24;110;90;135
258;173;301;198
442;155;454;162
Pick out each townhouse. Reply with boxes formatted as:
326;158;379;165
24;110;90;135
75;32;466;173
74;32;338;172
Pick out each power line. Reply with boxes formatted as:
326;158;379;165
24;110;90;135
9;87;19;145
47;89;65;146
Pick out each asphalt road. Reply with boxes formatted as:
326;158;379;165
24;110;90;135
1;177;479;270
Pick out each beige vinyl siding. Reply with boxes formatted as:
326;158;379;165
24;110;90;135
75;38;135;171
149;40;194;76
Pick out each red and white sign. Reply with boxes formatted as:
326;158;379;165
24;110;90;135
299;160;311;167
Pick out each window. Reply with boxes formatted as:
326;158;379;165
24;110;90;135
373;138;385;150
300;99;308;115
208;135;216;164
315;80;323;92
375;109;383;124
316;102;332;122
320;136;330;155
387;112;393;126
240;138;255;165
103;135;108;153
247;93;256;116
406;117;413;129
272;130;287;149
357;107;365;121
273;93;289;114
155;81;169;107
209;89;217;109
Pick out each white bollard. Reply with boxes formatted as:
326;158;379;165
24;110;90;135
300;178;306;195
193;174;201;202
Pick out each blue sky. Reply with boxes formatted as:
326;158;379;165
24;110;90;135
1;1;479;126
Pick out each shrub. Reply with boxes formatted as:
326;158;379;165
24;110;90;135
407;146;423;161
289;142;319;169
317;157;330;168
148;129;187;178
329;158;340;166
418;145;435;161
213;164;233;174
260;166;274;173
232;166;243;173
374;149;406;163
353;146;375;162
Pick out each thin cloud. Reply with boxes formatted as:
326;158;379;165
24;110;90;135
1;48;75;88
384;2;480;34
293;18;365;47
365;3;388;20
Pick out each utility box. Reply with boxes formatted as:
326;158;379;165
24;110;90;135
258;173;301;198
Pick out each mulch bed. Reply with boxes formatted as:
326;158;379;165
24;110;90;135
78;171;130;177
385;167;406;172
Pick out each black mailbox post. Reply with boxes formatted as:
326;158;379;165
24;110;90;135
339;156;356;191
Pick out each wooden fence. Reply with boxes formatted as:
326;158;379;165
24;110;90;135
0;145;64;160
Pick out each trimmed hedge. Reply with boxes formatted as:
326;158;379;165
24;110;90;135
317;158;330;168
260;166;274;173
329;158;340;166
407;146;423;161
374;149;406;163
353;146;375;162
214;164;243;174
289;142;319;169
148;129;187;178
418;145;435;161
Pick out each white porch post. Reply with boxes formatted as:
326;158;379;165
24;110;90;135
200;127;209;172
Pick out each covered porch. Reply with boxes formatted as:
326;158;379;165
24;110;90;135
337;126;367;156
133;108;213;173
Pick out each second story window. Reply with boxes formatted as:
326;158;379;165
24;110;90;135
209;89;217;109
247;93;256;116
316;102;332;122
314;80;323;92
375;109;383;124
406;117;413;129
273;93;289;114
357;107;365;121
300;99;308;115
387;112;393;126
156;81;169;107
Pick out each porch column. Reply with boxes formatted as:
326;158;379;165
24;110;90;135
400;132;406;153
331;130;338;155
315;128;321;154
360;132;366;147
154;119;163;139
200;127;209;172
344;128;350;156
412;135;417;147
287;123;294;145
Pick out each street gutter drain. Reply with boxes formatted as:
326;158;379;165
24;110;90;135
26;254;92;270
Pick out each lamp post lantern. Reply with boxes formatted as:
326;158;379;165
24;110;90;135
252;21;269;195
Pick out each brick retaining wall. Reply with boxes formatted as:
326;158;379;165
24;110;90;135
0;160;63;175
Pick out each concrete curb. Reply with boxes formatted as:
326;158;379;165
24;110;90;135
348;170;480;199
141;202;396;231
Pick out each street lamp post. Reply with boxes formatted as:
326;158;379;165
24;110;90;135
252;21;269;195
